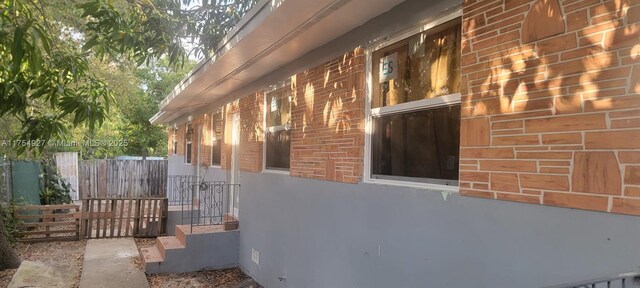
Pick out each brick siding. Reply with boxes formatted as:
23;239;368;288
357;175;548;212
163;0;639;215
169;125;185;158
290;48;366;183
239;93;264;173
460;0;640;215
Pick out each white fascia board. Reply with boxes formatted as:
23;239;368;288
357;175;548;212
153;0;406;125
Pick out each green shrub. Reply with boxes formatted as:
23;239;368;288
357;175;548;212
0;202;21;244
39;159;72;205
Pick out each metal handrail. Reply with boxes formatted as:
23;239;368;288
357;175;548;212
167;175;200;206
543;271;640;288
167;175;239;232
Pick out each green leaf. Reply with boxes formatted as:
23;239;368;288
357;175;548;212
11;28;25;75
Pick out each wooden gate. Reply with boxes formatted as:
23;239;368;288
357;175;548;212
14;204;81;243
81;197;168;238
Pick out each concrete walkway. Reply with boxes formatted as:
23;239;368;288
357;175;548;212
8;260;74;288
79;238;149;288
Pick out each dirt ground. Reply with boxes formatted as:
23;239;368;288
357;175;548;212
134;238;262;288
0;240;86;288
0;236;260;288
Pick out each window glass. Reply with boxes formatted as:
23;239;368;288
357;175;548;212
372;20;461;108
371;105;460;183
185;123;192;164
369;19;461;186
266;129;290;169
266;86;291;127
211;111;224;166
265;84;292;170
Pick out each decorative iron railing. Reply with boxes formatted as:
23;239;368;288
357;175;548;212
167;175;201;206
167;175;239;232
543;271;640;288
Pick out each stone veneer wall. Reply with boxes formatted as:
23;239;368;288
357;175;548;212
290;48;366;183
215;49;365;183
238;93;265;173
460;0;640;215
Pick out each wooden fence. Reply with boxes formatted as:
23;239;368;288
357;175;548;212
81;198;168;239
78;159;167;199
14;204;81;243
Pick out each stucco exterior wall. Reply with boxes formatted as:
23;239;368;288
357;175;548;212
236;171;640;288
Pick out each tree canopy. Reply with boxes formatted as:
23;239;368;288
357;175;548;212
0;0;258;270
0;0;257;158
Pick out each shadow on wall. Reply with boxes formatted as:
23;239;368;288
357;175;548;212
460;0;640;214
292;50;364;137
463;0;635;121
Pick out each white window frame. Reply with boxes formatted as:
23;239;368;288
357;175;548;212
363;10;462;192
262;80;292;173
185;122;193;165
210;109;224;168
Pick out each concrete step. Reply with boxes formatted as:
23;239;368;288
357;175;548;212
142;224;239;274
140;246;163;274
157;236;185;258
175;224;225;246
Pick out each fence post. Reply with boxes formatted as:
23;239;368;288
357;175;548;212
160;198;168;235
75;205;80;240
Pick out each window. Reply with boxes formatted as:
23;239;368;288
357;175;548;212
185;123;193;164
265;83;292;170
369;19;461;186
172;128;177;155
172;138;177;155
211;110;224;166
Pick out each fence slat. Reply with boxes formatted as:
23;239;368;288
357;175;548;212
125;198;133;237
117;199;125;237
96;200;102;238
110;200;117;237
86;199;93;238
78;160;167;199
75;206;80;240
134;200;141;235
101;199;109;238
145;199;152;237
77;197;169;239
151;199;158;236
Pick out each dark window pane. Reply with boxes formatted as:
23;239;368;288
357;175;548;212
211;141;221;165
186;142;192;164
211;111;224;166
266;130;290;170
185;123;193;164
371;105;460;184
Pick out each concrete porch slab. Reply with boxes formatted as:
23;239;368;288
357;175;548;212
79;238;149;288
